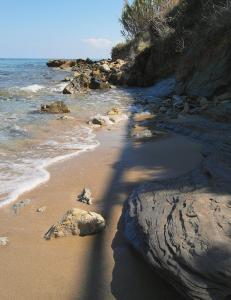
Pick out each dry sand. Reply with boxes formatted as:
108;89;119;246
0;121;202;300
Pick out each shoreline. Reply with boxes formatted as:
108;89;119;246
0;118;202;299
0;125;99;209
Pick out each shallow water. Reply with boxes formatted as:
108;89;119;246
0;59;138;207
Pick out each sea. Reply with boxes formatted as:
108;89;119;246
0;58;138;207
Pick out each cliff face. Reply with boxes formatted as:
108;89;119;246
177;36;231;97
124;0;231;98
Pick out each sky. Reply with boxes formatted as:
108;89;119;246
0;0;125;59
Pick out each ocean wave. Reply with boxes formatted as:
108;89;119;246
50;82;67;92
20;84;45;93
0;127;100;208
9;125;28;137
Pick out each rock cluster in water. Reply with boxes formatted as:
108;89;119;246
47;58;129;94
40;101;70;114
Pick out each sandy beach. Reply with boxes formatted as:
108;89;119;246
0;119;202;300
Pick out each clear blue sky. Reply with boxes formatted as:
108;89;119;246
0;0;125;59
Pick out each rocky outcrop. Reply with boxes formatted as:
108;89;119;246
63;74;90;94
41;101;70;113
44;208;105;239
59;58;128;95
47;59;76;69
47;58;128;94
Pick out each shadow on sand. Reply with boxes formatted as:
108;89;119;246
75;86;205;300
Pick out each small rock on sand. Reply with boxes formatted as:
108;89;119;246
0;237;9;246
132;129;153;139
12;199;31;214
36;206;47;213
56;115;74;120
44;208;105;239
109;114;128;123
107;107;122;116
78;188;93;205
89;115;114;126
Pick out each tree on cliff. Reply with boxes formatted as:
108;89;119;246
120;0;175;39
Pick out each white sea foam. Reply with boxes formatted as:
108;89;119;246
50;82;67;92
10;125;28;136
20;84;45;93
0;127;100;208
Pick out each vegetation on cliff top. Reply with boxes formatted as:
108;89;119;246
112;0;231;90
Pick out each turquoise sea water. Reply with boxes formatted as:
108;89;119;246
0;59;135;206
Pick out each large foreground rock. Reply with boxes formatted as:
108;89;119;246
44;208;105;239
124;173;231;300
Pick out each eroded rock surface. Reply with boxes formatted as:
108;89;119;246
44;208;105;239
124;114;231;300
125;174;231;300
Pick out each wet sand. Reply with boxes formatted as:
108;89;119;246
0;121;202;300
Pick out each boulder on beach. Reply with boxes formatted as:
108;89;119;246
44;208;105;239
40;101;70;114
124;172;231;300
78;187;93;205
